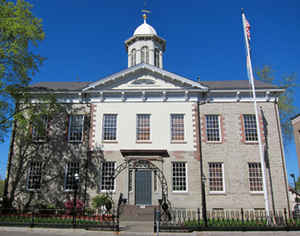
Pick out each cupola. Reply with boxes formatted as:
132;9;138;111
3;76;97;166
125;14;166;68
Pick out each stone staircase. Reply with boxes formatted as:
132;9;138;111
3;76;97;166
119;205;158;221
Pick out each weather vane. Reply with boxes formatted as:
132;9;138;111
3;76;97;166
141;0;151;22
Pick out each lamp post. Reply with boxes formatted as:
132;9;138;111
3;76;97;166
201;175;208;227
73;172;80;228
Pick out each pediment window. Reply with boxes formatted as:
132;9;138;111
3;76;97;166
131;78;156;85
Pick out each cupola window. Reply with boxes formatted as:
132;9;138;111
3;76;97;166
131;49;136;66
141;46;149;64
154;48;160;67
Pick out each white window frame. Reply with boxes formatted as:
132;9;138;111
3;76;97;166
243;114;258;142
64;161;80;192
170;114;185;142
172;162;188;193
68;115;84;143
102;114;117;141
205;115;221;142
26;161;42;191
100;161;116;192
248;162;264;193
136;114;151;141
208;162;225;194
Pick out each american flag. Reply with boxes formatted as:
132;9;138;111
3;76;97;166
245;17;251;41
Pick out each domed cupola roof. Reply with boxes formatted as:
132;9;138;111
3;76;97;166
133;14;157;36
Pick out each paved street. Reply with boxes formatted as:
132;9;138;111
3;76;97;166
0;227;300;236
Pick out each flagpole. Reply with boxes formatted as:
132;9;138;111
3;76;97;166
241;10;270;220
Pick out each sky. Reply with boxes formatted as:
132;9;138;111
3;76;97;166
0;0;299;184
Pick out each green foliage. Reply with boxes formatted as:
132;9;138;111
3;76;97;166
91;194;112;209
0;178;4;197
0;0;45;142
256;65;299;146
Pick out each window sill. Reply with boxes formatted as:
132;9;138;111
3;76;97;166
171;191;189;195
102;140;118;144
209;192;226;195
243;141;259;145
136;141;152;144
206;141;223;144
171;141;187;144
250;191;264;195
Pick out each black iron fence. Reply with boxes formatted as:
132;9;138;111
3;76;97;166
0;207;119;231
154;208;300;232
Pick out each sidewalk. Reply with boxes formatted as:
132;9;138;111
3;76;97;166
1;225;300;236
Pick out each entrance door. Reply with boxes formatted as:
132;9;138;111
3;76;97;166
135;170;152;205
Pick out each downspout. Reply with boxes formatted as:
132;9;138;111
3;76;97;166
274;98;291;215
3;103;18;207
197;94;208;226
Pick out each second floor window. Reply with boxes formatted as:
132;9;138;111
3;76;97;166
27;161;42;191
68;115;84;142
171;114;184;141
32;115;48;142
243;114;258;142
208;162;224;192
137;114;150;141
103;114;117;141
206;115;221;142
64;161;80;191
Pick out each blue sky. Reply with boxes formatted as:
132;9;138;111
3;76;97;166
0;0;299;183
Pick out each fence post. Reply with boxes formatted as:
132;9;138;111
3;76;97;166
116;206;120;232
241;208;244;224
154;208;157;233
197;208;200;225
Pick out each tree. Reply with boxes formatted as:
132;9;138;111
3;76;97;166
256;65;299;147
0;178;4;197
0;0;45;142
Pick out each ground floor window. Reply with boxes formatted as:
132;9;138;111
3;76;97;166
101;161;115;191
172;162;187;192
248;162;263;192
208;162;224;192
27;161;42;190
64;162;80;191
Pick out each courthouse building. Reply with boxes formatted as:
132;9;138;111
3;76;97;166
8;14;290;212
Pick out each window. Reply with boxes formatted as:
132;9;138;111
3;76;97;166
154;48;160;67
206;115;221;142
171;114;184;141
27;162;42;190
103;114;117;141
137;114;150;141
64;162;80;191
208;162;224;192
101;161;115;191
141;46;149;64
131;49;136;66
68;115;84;142
248;162;263;192
243;114;258;142
172;162;187;192
32;115;48;142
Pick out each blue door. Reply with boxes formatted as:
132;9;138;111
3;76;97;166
135;170;152;205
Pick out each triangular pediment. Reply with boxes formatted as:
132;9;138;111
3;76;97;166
82;64;207;92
